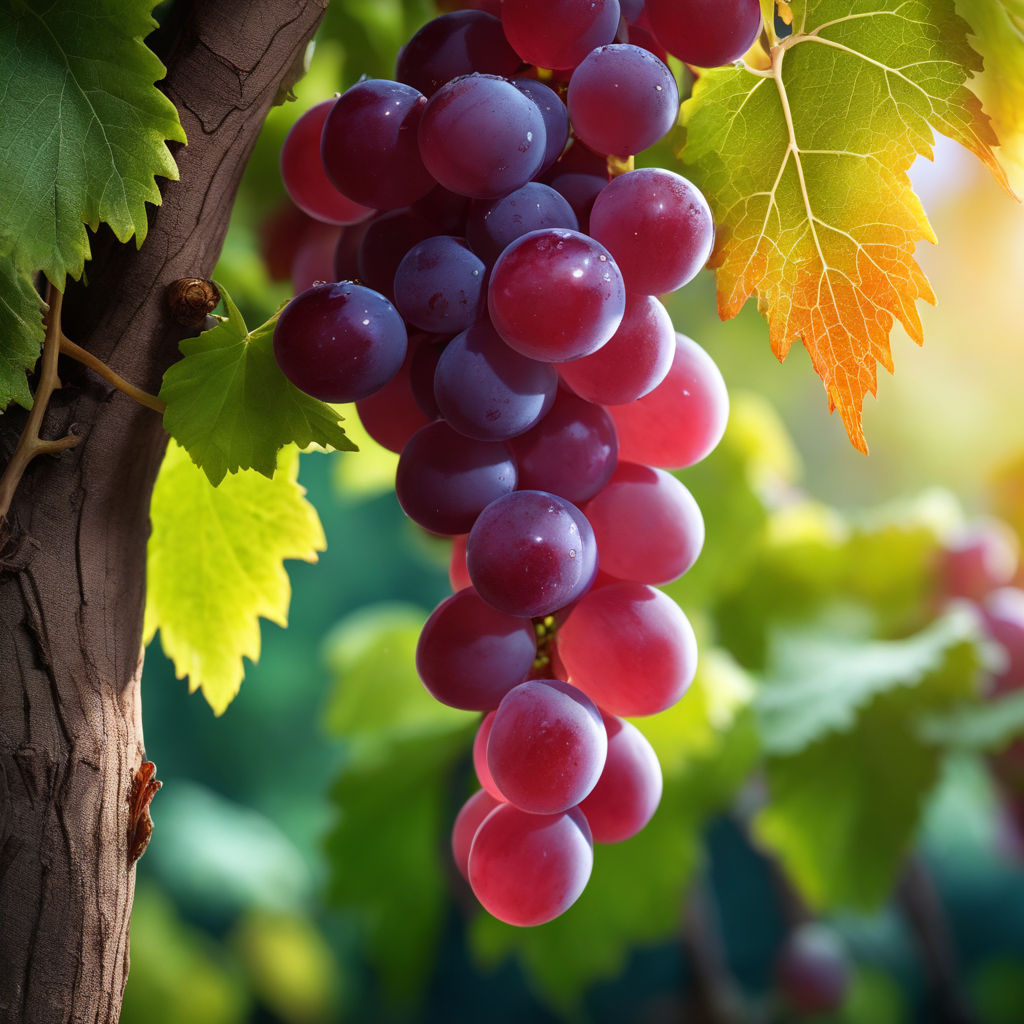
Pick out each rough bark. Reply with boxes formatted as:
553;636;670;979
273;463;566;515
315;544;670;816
0;2;326;1021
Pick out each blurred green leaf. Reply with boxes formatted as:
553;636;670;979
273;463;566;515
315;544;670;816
754;612;985;909
919;689;1024;751
230;909;346;1024
122;885;249;1024
325;722;471;1001
757;608;984;756
322;602;460;740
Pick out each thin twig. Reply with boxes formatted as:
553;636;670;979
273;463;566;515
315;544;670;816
896;854;978;1024
681;875;750;1024
59;334;166;413
0;285;81;522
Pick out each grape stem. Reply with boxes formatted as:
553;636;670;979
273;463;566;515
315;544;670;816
58;334;166;413
896;854;979;1024
681;875;750;1024
0;284;81;525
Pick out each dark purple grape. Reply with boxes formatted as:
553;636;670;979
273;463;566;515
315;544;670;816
775;923;851;1015
273;282;407;402
396;420;517;534
417;588;537;709
332;218;372;281
434;319;558;441
410;184;471;235
357;209;436;300
488;229;626;362
280;100;374;225
396;11;522;96
393;235;486;333
501;0;621;70
645;0;762;67
321;80;436;210
355;340;432;453
567;44;679;157
418;74;547;199
982;588;1024;696
939;519;1019;603
510;78;570;174
467;490;594;617
589;167;714;294
510;388;618;504
466;182;578;266
408;333;447;417
486;679;607;814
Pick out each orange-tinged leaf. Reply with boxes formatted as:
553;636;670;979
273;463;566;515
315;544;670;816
679;0;1012;452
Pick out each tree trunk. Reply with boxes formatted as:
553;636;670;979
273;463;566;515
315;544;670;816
0;3;326;1020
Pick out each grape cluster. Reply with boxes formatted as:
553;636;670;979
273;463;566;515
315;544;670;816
273;0;755;926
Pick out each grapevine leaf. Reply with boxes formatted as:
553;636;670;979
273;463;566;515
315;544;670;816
0;262;44;410
159;286;356;486
0;0;185;285
757;608;984;755
678;0;1012;452
955;0;1024;190
144;442;326;715
919;689;1024;750
754;612;985;908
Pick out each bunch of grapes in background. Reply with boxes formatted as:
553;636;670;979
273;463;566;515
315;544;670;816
272;0;762;925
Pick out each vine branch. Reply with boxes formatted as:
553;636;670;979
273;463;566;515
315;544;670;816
59;335;166;413
0;285;80;523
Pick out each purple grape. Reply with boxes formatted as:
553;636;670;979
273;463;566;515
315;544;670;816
396;420;517;534
396;11;522;97
355;340;431;453
273;282;407;402
488;229;626;362
486;679;607;814
321;80;436;210
982;587;1024;696
466;182;578;266
510;387;618;505
410;184;471;235
467;489;594;617
393;235;486;333
452;789;502;881
434;319;558;441
775;923;851;1015
279;101;373;225
417;588;538;709
567;44;679;157
357;209;436;300
645;0;762;67
589;168;714;295
510;79;570;174
418;73;547;199
501;0;621;70
408;334;447;417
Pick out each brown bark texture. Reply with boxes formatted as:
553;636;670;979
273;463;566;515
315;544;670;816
0;2;326;1021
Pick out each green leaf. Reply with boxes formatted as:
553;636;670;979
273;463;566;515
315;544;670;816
159;286;355;486
757;608;984;755
144;441;326;715
919;689;1024;751
754;612;985;908
0;1;185;284
678;0;1010;452
325;723;470;1001
322;603;461;742
0;262;44;410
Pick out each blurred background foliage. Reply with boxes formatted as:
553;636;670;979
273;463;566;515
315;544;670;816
131;1;1024;1021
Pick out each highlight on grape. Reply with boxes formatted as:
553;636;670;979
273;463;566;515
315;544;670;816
273;0;750;926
